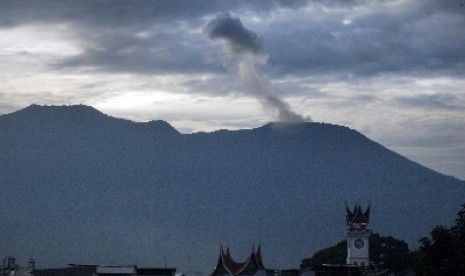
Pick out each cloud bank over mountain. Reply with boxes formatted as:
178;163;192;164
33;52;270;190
0;0;464;179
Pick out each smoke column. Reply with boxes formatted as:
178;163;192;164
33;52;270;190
206;13;310;123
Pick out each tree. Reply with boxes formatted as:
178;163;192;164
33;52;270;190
369;233;411;272
301;240;346;268
301;234;411;272
418;203;465;275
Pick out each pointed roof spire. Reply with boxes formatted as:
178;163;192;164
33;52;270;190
256;243;265;270
364;201;371;222
211;243;267;275
346;200;370;228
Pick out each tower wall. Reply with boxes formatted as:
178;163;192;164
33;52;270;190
345;229;371;266
345;201;371;267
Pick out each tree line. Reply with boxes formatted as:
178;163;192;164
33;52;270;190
301;203;465;275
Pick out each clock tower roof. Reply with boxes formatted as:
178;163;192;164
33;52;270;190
346;201;370;228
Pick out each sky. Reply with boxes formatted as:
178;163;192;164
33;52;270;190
1;0;464;182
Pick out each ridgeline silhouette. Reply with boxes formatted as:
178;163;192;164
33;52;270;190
1;104;464;273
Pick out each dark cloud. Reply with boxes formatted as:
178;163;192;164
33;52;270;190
8;1;275;76
54;25;219;75
0;0;312;28
0;1;210;28
420;0;465;16
206;12;263;55
2;0;464;84
206;13;308;123
264;3;465;78
396;94;465;110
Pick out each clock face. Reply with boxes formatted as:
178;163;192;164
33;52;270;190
354;238;364;249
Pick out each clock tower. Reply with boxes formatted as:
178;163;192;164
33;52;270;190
345;201;371;267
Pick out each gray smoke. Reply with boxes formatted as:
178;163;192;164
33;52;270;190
206;13;310;123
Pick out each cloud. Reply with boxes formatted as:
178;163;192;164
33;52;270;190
3;0;463;81
54;24;216;75
396;93;465;110
263;1;465;78
0;1;210;28
0;0;312;28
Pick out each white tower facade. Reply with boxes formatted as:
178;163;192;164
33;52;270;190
345;201;371;267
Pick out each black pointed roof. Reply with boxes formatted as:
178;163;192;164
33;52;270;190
346;201;370;227
211;245;266;276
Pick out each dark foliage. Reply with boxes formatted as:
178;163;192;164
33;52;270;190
369;234;411;272
301;234;412;272
300;240;346;268
417;203;465;275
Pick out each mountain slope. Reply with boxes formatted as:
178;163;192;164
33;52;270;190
0;105;464;273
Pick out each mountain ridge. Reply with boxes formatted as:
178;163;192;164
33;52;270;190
2;104;180;135
1;104;464;273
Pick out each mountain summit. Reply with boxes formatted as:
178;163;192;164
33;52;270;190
1;105;464;273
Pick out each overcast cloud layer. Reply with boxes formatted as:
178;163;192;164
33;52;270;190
1;1;464;181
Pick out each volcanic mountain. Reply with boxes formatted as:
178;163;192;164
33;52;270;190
1;104;464;273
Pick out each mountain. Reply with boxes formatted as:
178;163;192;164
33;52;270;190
1;104;464;273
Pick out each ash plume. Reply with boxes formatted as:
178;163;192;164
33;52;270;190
206;13;310;123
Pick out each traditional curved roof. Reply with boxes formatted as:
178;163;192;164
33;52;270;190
346;201;370;228
211;245;266;276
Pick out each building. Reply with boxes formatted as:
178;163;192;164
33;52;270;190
345;201;372;267
34;264;176;276
211;245;274;276
137;268;177;276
